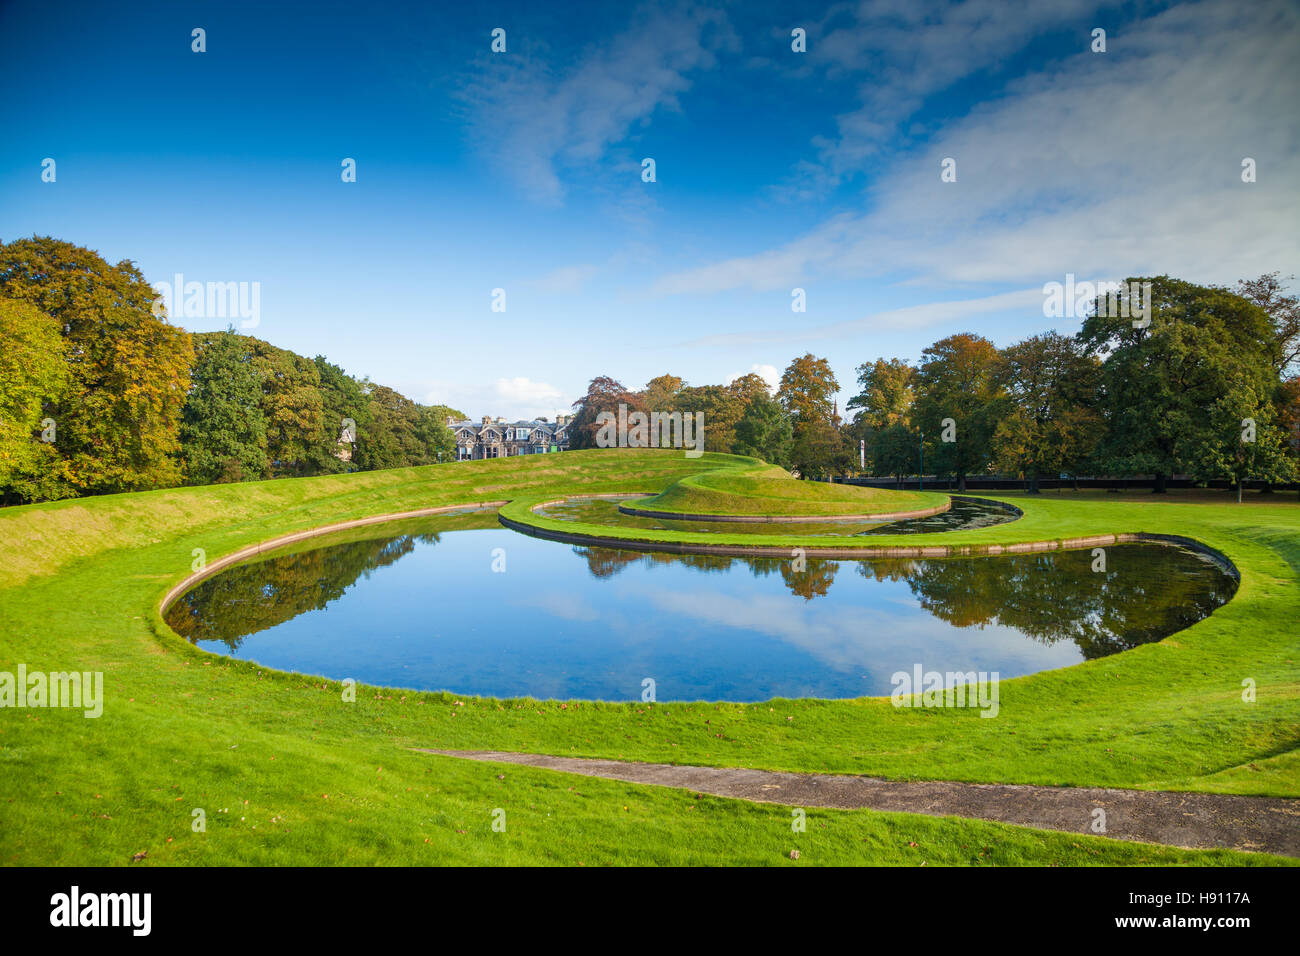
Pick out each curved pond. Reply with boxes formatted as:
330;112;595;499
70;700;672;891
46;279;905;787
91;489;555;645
535;496;1017;536
163;513;1237;702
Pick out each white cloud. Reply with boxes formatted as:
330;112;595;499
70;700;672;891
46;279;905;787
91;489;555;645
420;377;571;422
456;5;737;204
654;0;1300;295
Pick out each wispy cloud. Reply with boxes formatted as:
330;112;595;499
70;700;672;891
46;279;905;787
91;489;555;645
685;288;1044;348
455;4;738;205
655;0;1300;295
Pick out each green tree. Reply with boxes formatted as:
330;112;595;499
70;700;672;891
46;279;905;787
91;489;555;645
732;392;792;466
912;334;1003;490
249;338;324;477
0;295;69;502
990;332;1103;492
181;331;268;484
306;356;371;475
1234;272;1299;374
0;236;192;494
872;423;918;486
1080;276;1286;493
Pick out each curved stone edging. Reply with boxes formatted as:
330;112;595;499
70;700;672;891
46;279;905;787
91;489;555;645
616;497;952;523
158;501;508;614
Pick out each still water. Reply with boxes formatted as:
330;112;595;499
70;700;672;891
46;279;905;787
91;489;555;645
164;516;1235;702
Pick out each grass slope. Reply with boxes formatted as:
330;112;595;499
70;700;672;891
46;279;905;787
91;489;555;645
1;450;1297;866
635;466;942;516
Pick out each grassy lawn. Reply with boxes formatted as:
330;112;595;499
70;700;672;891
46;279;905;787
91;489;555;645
2;449;1297;865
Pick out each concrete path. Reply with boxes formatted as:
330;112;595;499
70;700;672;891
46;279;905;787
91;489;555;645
422;749;1300;857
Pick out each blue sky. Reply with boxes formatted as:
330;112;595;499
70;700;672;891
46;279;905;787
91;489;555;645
2;0;1297;419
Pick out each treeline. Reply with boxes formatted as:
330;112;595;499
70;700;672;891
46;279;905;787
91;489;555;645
571;274;1300;490
0;237;461;504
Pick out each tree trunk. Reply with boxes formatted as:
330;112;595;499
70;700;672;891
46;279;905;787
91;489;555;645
1237;480;1243;504
1027;471;1040;494
1153;473;1168;494
958;473;967;492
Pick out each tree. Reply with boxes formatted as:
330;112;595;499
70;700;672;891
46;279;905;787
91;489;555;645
778;354;841;477
568;376;645;450
1234;272;1299;374
727;372;772;407
353;384;442;470
912;334;1003;490
1192;383;1296;501
249;338;324;477
1080;276;1284;493
872;424;918;486
677;384;746;452
640;374;685;415
306;356;371;474
413;404;457;464
181;331;268;484
732;392;792;466
0;236;192;494
990;333;1103;492
847;358;915;430
0;295;69;502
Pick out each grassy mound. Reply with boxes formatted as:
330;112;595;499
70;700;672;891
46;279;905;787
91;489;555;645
633;468;944;517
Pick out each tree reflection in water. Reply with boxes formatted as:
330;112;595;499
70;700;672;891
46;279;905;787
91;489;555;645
169;529;1233;663
572;543;1234;657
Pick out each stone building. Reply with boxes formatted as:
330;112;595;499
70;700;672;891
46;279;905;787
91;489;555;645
450;415;572;460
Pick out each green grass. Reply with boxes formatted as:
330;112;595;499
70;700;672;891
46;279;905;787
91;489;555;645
633;465;942;516
2;449;1297;866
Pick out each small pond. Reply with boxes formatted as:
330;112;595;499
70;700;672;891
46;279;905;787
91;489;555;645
164;513;1237;702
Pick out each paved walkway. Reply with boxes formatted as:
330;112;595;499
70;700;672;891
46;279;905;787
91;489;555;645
422;749;1300;857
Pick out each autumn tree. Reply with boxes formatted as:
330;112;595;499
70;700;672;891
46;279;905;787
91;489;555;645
912;334;1003;490
0;295;69;502
847;358;916;430
568;376;645;449
776;354;843;477
640;374;685;416
0;236;192;494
